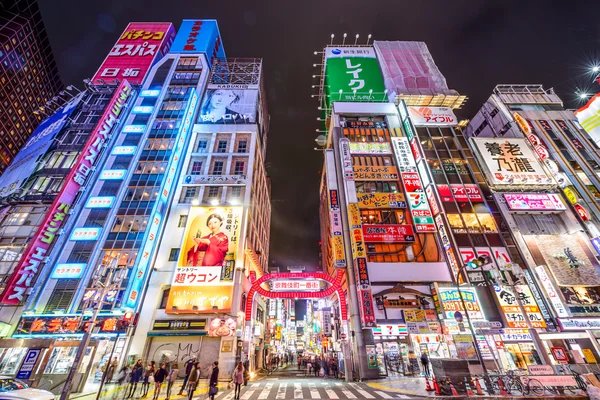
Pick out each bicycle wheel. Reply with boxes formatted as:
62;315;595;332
526;378;544;396
544;385;558;395
563;385;578;395
508;380;523;395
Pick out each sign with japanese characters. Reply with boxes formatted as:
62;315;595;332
362;224;416;243
407;106;458;126
16;314;127;336
198;86;259;124
93;22;175;84
391;137;417;173
504;193;566;211
85;196;116;209
437;287;484;320
493;284;546;328
166;206;242;314
0;81;132;305
358;288;377;328
271;280;321;291
436;184;484;203
470;138;553;187
170;20;226;67
50;263;86;279
535;265;569;318
357;192;406;209
576;93;600;148
151;319;207;332
99;169;127;180
353;166;399;181
324;47;387;106
349;142;392;154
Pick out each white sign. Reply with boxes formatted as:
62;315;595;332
408;106;458;126
99;169;127;180
528;365;555;375
472;320;503;328
535;266;569;317
558;317;600;330
170;266;222;286
575;94;600;147
322;310;332;336
85;196;115;209
325;46;376;59
391;137;417;173
521;375;577;387
112;145;137;155
271;280;321;291
70;227;101;241
339;138;354;181
349;142;392;154
470;138;553;187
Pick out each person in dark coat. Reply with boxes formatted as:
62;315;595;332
209;361;219;400
178;357;196;396
153;362;168;400
126;360;144;398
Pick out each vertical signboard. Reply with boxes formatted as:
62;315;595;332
493;284;546;328
16;349;41;379
324;47;386;107
535;265;569;318
0;81;132;305
170;20;226;66
325;151;345;268
93;22;175;84
575;93;600;147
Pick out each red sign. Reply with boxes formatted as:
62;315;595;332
426;186;440;216
402;172;422;193
410;140;422;163
436;184;483;203
574;204;590;221
355;257;370;286
93;23;175;85
329;190;339;208
358;288;376;327
572;139;585;150
362;224;416;243
551;347;569;364
0;81;133;305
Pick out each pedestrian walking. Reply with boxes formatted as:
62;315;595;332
141;361;155;397
152;362;168;400
178;357;196;396
126;360;144;398
306;360;312;377
165;363;178;400
209;361;219;400
420;352;430;377
186;362;200;400
243;359;250;386
331;358;338;379
232;361;244;400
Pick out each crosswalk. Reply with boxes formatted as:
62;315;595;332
210;380;412;400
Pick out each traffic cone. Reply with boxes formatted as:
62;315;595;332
425;376;434;392
432;376;441;396
474;377;484;395
450;381;459;396
498;379;507;396
464;377;474;396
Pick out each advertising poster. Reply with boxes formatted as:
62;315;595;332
504;193;566;211
407;106;458;126
470;138;553;187
357;192;406;209
0;98;80;198
437;287;484;320
493;285;546;328
198;84;258;124
166;207;242;313
524;235;600;286
436;184;483;203
575;93;600;148
170;20;226;63
324;47;387;106
93;22;175;84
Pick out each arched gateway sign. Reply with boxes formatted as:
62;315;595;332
245;269;348;321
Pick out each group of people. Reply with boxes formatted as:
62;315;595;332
102;357;221;400
298;355;340;378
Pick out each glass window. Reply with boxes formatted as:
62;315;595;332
231;187;242;198
178;215;188;228
169;249;180;261
0;348;28;375
159;288;170;309
237;140;248;153
212;161;224;175
446;213;497;234
207;187;219;198
197;140;208;153
234;161;245;175
190;161;203;175
216;141;228;153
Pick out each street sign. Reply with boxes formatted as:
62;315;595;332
16;348;41;379
341;333;347;340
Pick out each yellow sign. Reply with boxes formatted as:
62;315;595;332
404;310;426;322
353;166;399;181
513;113;531;135
357;192;406;209
583;349;597;364
563;186;578;205
332;235;346;267
348;203;361;228
221;339;233;352
350;228;366;259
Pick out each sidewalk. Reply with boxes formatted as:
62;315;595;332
365;375;589;399
70;381;210;400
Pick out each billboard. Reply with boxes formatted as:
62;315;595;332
324;47;386;106
0;98;80;198
170;20;226;65
0;81;132;305
575;93;600;147
437;287;484;320
166;206;242;313
493;284;546;328
408;106;458;126
93;22;175;85
470;138;554;187
198;84;258;124
504;193;566;211
353;166;398;181
437;184;483;203
362;224;415;243
357;192;406;209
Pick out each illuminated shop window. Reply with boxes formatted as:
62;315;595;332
355;181;399;193
360;209;406;225
446;213;497;234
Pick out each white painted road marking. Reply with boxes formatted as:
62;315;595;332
258;382;273;399
275;382;287;399
308;382;320;399
341;389;357;399
375;390;394;398
324;388;339;399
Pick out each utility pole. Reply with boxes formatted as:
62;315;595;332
60;259;126;400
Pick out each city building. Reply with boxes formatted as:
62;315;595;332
464;84;600;365
0;0;63;173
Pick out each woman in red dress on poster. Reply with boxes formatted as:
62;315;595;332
187;213;229;266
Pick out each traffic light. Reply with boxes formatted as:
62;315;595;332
465;255;492;269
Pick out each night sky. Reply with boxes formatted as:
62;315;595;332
39;0;599;270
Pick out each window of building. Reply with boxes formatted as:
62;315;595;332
159;288;170;309
234;161;245;175
178;215;188;228
230;186;242;198
169;248;180;261
190;161;203;175
197;140;208;153
446;213;497;234
217;140;228;153
182;187;197;203
355;181;399;193
237;140;247;153
212;161;224;175
207;187;219;198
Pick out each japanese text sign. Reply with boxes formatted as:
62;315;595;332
271;280;321;291
362;224;416;243
437;287;484;320
93;22;175;84
408;106;458;126
170;20;226;67
493;284;546;328
504;193;566;211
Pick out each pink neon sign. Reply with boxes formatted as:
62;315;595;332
504;193;566;211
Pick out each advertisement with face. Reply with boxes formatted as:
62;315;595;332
198;85;258;124
166;207;242;313
0;97;80;198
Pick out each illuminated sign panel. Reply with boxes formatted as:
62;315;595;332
437;184;483;203
362;224;415;243
575;93;600;147
535;265;569;317
0;81;132;305
170;20;226;67
122;124;146;133
92;22;175;85
99;169;127;180
70;227;101;241
470;138;553;187
407;106;458;126
504;193;566;211
493;284;546;328
132;106;154;114
356;192;406;209
271;280;321;291
85;196;115;209
140;89;160;97
111;146;137;156
349;142;392;154
51;263;86;279
437;287;484;320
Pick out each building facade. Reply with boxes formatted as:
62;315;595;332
0;0;63;173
